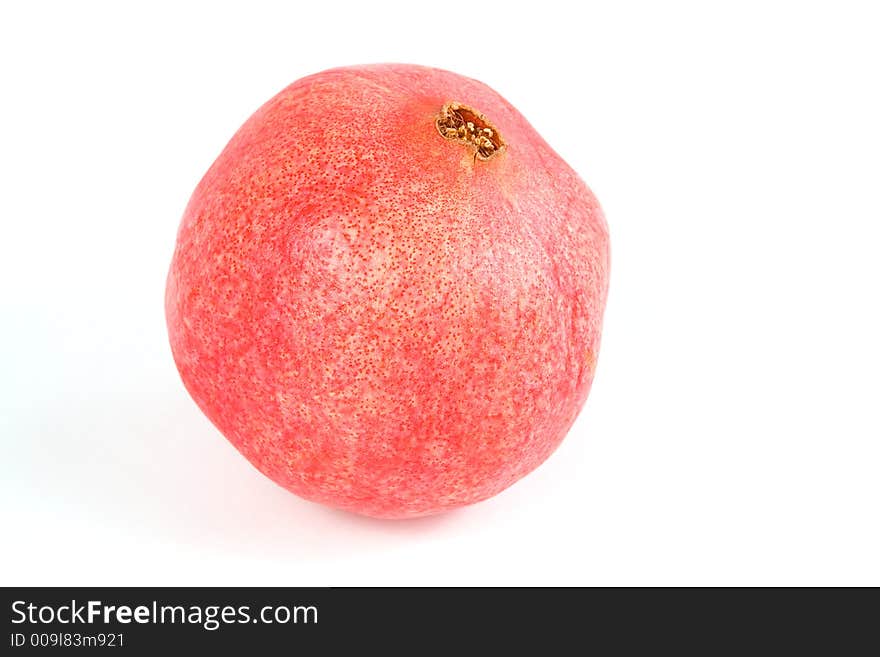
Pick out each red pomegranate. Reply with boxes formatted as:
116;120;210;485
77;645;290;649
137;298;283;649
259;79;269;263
166;64;609;518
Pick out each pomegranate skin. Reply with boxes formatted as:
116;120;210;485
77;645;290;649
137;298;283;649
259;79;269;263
166;64;609;519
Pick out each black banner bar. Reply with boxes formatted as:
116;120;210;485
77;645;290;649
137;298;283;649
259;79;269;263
1;587;874;653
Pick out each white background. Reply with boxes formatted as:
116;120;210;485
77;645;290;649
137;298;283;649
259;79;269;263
2;1;878;586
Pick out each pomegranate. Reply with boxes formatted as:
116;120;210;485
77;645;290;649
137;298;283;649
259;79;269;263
166;64;609;518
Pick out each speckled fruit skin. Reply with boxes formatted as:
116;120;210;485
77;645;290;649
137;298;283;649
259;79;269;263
166;64;609;519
